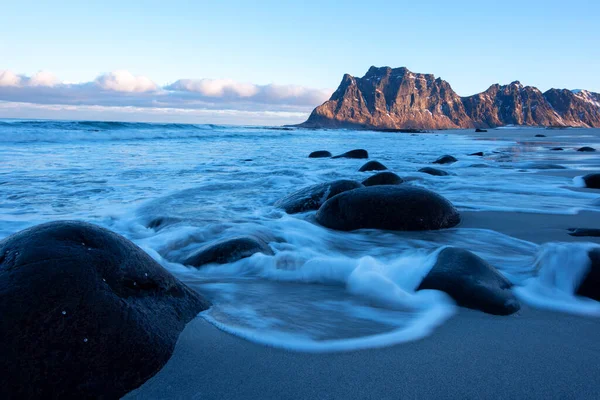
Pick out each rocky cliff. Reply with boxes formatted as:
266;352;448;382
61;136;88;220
300;66;600;129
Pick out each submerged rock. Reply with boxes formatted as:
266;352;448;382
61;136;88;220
469;151;484;156
315;186;460;231
332;149;369;159
577;248;600;301
568;228;600;237
274;179;364;214
550;147;564;151
582;173;600;189
358;160;387;172
577;146;596;152
308;150;332;158
362;171;404;187
183;236;273;268
432;155;458;164
0;221;209;399
418;247;520;315
475;128;487;133
419;167;450;176
535;134;546;137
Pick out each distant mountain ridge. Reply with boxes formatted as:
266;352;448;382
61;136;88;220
299;66;600;129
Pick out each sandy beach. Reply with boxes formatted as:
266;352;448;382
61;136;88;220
127;208;600;399
126;306;599;400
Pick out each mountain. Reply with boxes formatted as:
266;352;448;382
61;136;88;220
299;66;600;129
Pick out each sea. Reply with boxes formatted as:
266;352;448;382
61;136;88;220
1;119;599;352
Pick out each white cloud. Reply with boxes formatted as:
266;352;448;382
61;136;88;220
166;79;332;106
0;70;21;87
95;70;158;93
0;68;333;123
169;78;259;97
0;101;308;126
28;70;59;87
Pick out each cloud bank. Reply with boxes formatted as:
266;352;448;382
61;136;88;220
0;69;332;124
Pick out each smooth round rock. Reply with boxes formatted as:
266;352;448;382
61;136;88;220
183;236;273;268
582;173;600;189
359;161;387;172
577;146;596;152
0;221;210;399
362;172;404;187
332;149;369;159
274;179;364;214
418;247;520;315
308;150;332;158
419;167;449;176
432;155;458;164
315;186;460;231
577;248;600;301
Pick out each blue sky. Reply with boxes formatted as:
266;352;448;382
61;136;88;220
1;0;599;124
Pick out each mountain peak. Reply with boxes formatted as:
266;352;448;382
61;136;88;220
299;66;600;130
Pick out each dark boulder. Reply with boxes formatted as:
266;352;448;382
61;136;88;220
582;173;600;189
475;128;487;133
0;221;209;399
577;146;596;152
274;179;364;214
432;155;458;164
358;160;387;172
315;186;460;231
308;150;332;158
183;236;273;268
418;247;520;315
469;151;484;156
419;167;449;176
535;134;546;137
577;248;600;301
568;228;600;237
362;172;404;187
332;149;369;159
550;147;564;151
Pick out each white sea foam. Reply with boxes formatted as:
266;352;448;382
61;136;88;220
514;243;600;316
573;175;587;188
3;121;600;352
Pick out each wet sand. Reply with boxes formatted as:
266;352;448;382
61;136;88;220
126;307;599;399
460;210;600;244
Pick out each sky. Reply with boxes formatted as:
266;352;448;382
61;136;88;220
1;0;599;125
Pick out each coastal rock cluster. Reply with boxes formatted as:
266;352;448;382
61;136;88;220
299;66;600;130
2;145;600;397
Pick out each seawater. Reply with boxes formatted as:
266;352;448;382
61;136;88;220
1;119;599;352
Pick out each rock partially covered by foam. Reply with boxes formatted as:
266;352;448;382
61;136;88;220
581;173;600;189
418;247;520;315
274;179;364;214
315;186;460;231
332;149;369;159
308;150;332;158
183;236;273;268
358;160;387;172
0;221;210;399
419;167;449;176
432;155;457;164
577;146;596;152
577;248;600;301
362;171;404;187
